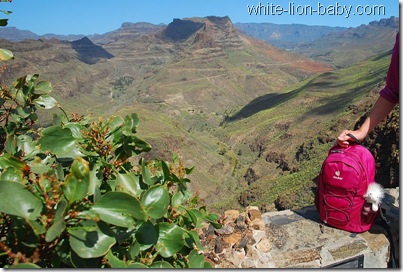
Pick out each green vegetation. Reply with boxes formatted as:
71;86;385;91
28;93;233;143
0;75;221;269
0;7;221;268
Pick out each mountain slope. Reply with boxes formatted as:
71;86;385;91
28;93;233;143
0;16;396;213
220;51;393;211
299;17;399;67
237;17;399;68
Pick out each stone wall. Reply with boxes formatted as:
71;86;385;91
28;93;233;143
200;188;399;268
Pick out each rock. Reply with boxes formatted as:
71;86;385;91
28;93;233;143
246;206;262;221
201;204;397;268
256;237;272;253
223;210;240;224
250;218;265;230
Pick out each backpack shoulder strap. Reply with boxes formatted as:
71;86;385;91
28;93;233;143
375;210;398;268
346;133;361;144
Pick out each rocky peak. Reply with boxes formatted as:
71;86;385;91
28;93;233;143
162;18;204;41
71;36;114;64
161;16;243;50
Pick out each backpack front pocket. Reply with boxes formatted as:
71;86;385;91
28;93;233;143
322;186;355;226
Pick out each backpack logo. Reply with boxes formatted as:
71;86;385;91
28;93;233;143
333;170;343;180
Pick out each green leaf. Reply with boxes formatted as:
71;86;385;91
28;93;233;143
160;160;171;182
140;185;170;219
204;213;222;229
38;126;83;158
127;263;149;268
188;250;205;268
115;173;143;197
33;94;57;109
64;123;84;139
0;181;42;221
141;160;157;186
62;158;90;204
104;250;127;268
34;80;53;94
14;105;32;118
68;220;116;259
18;135;39;158
135;221;158;250
171;192;186;209
123;113;140;134
0;9;12;14
27;218;46;235
155;222;185;258
88;162;101;197
70;251;102;268
45;199;67;242
0;167;22;182
0;48;13;60
9;263;41;268
186;208;203;228
91;192;147;228
149;261;174;268
0;154;29;172
185;230;203;250
129;241;140;259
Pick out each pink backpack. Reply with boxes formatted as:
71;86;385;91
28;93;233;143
315;141;379;233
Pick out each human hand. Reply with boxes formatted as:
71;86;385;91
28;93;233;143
336;130;363;148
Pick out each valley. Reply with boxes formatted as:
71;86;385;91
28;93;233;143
0;16;398;213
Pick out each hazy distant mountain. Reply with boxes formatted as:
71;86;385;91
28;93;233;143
235;22;346;49
0;22;166;42
296;16;399;67
0;26;40;41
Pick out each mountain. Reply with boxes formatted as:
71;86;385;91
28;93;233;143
235;22;346;49
0;16;397;213
90;22;166;45
297;17;399;67
237;17;399;68
71;36;114;64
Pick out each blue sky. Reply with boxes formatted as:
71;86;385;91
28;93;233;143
2;0;400;35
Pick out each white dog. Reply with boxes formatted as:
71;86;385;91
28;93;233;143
363;183;385;212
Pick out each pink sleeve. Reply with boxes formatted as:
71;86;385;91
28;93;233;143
379;32;399;104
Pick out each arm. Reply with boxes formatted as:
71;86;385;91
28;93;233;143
337;96;396;147
337;32;399;148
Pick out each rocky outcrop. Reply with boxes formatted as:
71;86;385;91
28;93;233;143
200;188;399;268
71;37;114;64
163;19;204;41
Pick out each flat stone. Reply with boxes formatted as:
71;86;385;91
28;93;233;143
329;240;367;260
223;232;242;245
272;248;321;268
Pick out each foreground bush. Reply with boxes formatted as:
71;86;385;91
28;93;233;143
0;74;221;268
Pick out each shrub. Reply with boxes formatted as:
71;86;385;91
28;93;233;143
0;73;221;268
